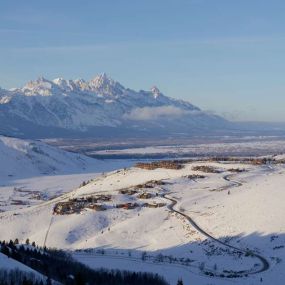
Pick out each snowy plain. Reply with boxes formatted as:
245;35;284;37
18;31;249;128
89;138;285;158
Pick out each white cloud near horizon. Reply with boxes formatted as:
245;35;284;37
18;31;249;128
123;106;195;121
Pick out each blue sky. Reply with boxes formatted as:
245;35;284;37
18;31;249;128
1;0;285;122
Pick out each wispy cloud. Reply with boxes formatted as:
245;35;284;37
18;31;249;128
124;106;197;121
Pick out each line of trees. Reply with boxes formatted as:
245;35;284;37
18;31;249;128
0;269;45;285
0;240;169;285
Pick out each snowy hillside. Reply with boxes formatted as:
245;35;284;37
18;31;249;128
0;74;229;138
0;157;284;284
0;136;130;211
0;135;102;178
0;252;40;276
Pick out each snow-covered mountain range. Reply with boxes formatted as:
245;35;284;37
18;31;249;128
0;74;229;138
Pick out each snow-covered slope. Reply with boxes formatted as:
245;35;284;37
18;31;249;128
0;135;131;211
0;252;44;280
0;158;284;284
0;135;100;178
0;74;229;138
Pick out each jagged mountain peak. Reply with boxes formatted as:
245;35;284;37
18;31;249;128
14;74;127;97
25;76;52;88
52;77;77;91
73;78;89;91
52;77;66;85
89;73;125;95
21;76;55;96
0;74;229;138
90;72;111;86
151;86;161;99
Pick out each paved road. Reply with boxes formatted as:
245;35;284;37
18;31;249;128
162;173;270;276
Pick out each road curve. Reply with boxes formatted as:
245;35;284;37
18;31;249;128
162;174;270;277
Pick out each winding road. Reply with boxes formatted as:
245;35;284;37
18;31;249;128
161;173;270;277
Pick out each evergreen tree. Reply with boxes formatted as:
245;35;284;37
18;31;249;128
46;277;52;285
177;279;184;285
74;272;85;285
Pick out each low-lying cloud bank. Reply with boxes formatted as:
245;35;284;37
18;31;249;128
123;106;201;121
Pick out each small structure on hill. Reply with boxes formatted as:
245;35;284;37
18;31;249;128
192;165;220;173
144;202;166;208
86;204;106;211
53;201;80;215
138;192;152;199
227;168;246;173
116;203;139;210
185;174;206;179
119;188;138;195
53;194;111;215
135;161;183;170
